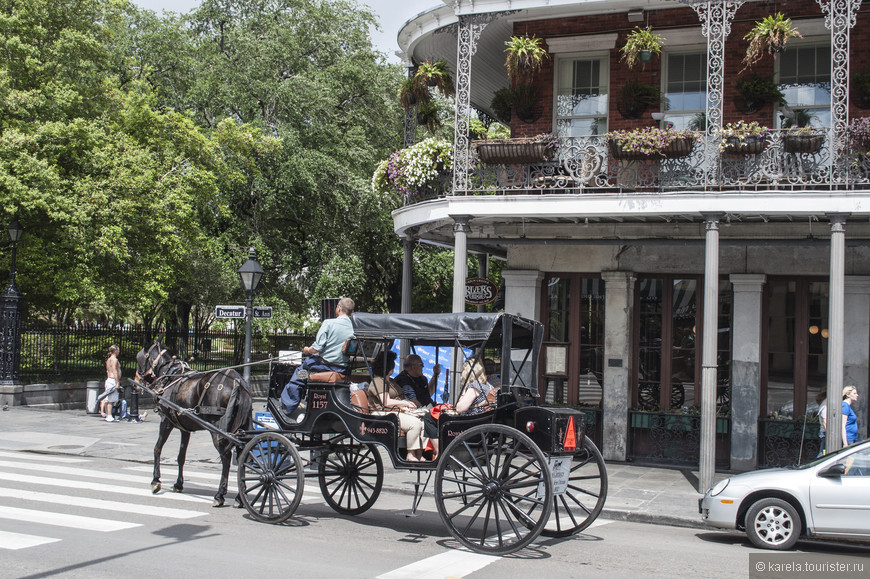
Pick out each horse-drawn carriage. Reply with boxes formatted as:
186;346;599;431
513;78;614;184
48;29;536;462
135;312;608;555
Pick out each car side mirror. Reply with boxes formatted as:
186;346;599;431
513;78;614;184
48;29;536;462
819;463;847;477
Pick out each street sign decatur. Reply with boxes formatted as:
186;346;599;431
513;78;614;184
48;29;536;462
215;305;245;318
253;306;273;319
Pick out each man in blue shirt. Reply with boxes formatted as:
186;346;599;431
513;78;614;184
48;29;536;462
281;297;355;416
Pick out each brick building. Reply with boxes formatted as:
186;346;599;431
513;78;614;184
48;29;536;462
389;0;869;483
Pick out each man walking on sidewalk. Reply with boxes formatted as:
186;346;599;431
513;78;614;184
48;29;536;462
101;345;121;422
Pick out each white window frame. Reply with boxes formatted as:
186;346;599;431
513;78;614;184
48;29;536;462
553;52;610;137
774;37;831;129
660;45;708;131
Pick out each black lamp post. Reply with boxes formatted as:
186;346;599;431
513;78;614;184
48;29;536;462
0;218;23;387
236;248;264;384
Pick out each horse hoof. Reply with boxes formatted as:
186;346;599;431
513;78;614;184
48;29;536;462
233;498;243;509
212;498;225;508
151;483;161;494
172;485;183;493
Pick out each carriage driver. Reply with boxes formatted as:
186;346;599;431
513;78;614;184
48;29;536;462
281;297;355;417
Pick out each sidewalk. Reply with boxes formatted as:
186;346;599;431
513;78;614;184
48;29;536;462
0;405;717;529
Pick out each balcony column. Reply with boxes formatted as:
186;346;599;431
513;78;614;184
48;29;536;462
700;214;723;493
681;0;744;187
477;253;488;313
817;0;861;183
826;214;847;450
452;13;496;195
400;233;415;360
601;271;636;462
729;274;766;471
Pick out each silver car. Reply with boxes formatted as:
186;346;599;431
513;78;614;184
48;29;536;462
699;439;870;550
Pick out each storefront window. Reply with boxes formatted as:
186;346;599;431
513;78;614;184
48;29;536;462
765;279;828;419
542;275;605;405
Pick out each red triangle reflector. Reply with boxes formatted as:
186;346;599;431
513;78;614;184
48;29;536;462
563;416;577;452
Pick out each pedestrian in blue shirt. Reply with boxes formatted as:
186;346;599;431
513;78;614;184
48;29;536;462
842;385;859;447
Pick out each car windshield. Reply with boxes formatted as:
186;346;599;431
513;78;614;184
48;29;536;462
791;442;858;469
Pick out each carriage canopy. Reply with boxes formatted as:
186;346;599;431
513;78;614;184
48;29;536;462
351;312;543;396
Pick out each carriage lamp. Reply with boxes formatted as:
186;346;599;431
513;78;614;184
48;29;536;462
237;248;264;384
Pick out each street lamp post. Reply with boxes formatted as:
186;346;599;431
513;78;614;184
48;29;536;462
0;218;24;387
236;248;264;385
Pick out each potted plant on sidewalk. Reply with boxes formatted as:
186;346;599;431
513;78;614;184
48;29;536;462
620;27;666;69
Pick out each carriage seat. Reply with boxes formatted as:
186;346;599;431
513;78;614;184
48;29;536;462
307;371;346;383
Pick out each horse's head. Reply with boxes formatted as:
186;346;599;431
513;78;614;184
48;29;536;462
135;341;173;384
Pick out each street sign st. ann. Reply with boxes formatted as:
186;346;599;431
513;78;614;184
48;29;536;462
253;306;273;319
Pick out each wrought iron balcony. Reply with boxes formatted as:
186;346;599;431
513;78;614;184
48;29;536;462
402;130;870;205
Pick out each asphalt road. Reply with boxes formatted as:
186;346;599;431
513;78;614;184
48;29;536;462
2;450;868;579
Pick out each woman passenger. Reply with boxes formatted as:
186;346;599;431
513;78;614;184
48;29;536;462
366;350;428;462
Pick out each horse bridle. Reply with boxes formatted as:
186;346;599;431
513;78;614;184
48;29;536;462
136;342;170;383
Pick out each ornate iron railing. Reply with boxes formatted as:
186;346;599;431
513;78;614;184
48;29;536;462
404;131;870;203
628;410;731;468
758;419;821;468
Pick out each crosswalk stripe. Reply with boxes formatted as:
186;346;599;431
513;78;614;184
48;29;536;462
0;472;212;504
0;451;88;463
0;505;140;532
0;487;205;520
377;550;499;579
0;530;61;550
0;460;148;483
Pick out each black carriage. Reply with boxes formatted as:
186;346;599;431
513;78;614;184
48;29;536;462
231;312;608;555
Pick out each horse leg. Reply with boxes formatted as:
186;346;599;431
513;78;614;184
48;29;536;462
212;434;233;507
173;430;191;493
152;419;174;494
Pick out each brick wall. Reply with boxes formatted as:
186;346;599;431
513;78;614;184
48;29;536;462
505;1;870;137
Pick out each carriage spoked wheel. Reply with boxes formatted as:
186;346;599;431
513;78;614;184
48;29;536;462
540;437;608;537
318;442;383;516
237;432;305;524
434;424;553;555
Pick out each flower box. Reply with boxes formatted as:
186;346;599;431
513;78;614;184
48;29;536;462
783;134;824;154
723;135;766;156
476;139;555;165
608;136;695;160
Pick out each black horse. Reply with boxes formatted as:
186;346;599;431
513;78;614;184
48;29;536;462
135;341;252;507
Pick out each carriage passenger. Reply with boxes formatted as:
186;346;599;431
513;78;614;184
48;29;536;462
366;351;428;462
424;359;496;456
281;297;355;416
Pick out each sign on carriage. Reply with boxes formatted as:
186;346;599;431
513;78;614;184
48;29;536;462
215;305;245;318
253;306;273;319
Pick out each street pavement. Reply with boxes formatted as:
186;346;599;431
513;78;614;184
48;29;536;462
0;404;721;530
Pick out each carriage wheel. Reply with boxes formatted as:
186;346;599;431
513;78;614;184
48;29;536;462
540;437;608;537
434;424;553;555
318;442;383;516
237;432;304;524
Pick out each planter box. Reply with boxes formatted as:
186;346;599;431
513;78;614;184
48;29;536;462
783;134;824;154
723;135;766;156
476;140;553;164
609;137;695;160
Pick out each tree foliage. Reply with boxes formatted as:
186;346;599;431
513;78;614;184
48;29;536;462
0;0;439;331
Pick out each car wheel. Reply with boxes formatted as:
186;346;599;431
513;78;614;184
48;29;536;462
745;498;801;550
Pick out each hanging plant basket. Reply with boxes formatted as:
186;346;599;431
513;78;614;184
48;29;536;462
476;139;555;164
783;134;824;154
723;135;767;156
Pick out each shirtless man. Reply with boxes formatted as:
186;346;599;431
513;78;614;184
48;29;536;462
101;345;121;422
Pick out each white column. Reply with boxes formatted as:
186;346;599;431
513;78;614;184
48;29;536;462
451;216;471;314
826;215;847;450
400;234;414;360
729;274;766;471
844;276;870;441
501;270;544;321
700;214;721;493
601;271;635;462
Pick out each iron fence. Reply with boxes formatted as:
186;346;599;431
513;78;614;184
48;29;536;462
19;325;314;384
